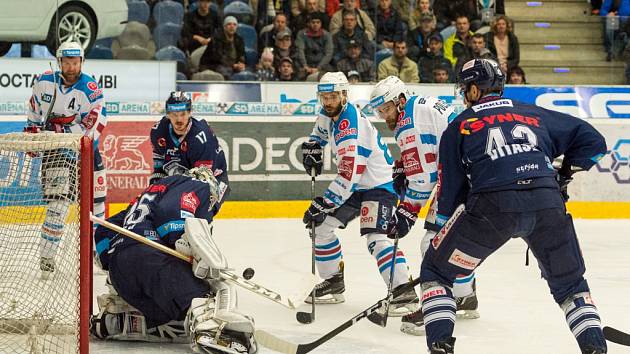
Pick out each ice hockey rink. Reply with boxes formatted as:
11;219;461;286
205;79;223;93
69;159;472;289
91;217;630;354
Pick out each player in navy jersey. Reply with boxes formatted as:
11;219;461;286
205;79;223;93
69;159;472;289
91;168;257;354
150;92;229;215
419;59;608;354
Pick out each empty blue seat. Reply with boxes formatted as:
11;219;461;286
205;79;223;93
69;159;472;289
244;47;257;68
230;71;257;81
87;45;114;59
153;22;182;49
31;44;54;58
153;0;184;25
3;43;21;58
176;71;188;80
224;0;249;5
127;0;150;23
223;2;254;26
94;38;113;48
374;48;392;66
155;45;187;66
237;24;257;52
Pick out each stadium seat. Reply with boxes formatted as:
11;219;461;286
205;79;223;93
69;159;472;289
230;71;257;81
153;0;185;25
31;45;54;58
112;21;156;58
127;0;150;24
176;71;188;80
116;45;152;60
153;23;182;49
94;38;113;48
155;45;188;67
189;45;207;72
374;48;392;66
3;43;21;58
237;24;257;52
224;0;249;5
244;47;257;68
86;45;114;59
223;2;254;26
192;70;225;81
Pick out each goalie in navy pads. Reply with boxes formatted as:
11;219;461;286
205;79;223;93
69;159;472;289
369;76;478;336
91;167;257;354
26;41;108;279
419;58;608;354
150;91;229;216
300;72;418;316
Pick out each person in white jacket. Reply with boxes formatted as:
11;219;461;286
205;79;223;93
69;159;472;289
300;72;418;316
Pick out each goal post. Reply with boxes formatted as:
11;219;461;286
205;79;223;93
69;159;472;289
0;132;93;354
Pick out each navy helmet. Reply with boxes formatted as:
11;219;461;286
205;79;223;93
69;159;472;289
457;58;505;96
165;91;192;113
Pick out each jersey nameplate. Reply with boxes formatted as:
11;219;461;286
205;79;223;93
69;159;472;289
472;99;513;112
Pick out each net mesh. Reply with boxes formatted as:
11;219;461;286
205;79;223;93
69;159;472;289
0;133;85;354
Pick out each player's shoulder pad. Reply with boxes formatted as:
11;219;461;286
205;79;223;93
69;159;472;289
35;70;57;84
192;117;215;135
77;73;103;102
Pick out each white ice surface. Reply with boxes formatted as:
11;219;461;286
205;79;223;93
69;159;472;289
91;218;630;354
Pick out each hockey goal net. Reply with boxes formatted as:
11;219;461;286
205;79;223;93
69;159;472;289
0;132;92;354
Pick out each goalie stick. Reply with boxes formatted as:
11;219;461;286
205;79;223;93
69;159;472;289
91;214;318;310
603;326;630;347
255;276;422;354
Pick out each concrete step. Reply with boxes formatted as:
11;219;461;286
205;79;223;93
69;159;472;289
506;0;587;3
520;44;607;61
506;1;593;21
520;60;624;68
522;65;625;84
514;22;602;44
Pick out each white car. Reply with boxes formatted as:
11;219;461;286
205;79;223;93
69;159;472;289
0;0;127;56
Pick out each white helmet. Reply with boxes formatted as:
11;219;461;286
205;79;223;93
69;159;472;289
369;76;410;112
317;72;349;118
56;41;84;62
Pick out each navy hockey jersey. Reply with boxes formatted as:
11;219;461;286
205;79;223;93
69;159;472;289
150;116;229;206
435;96;607;225
106;174;216;257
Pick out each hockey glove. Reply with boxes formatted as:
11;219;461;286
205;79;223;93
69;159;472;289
303;197;334;228
392;159;407;197
387;202;419;239
302;141;323;177
555;164;578;202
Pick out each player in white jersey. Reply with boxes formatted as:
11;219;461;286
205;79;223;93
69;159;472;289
300;72;418;315
26;41;108;278
369;76;478;335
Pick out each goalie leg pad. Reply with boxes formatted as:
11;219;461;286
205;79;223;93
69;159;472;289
183;218;229;280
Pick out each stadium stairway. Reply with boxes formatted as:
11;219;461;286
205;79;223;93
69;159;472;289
506;0;625;84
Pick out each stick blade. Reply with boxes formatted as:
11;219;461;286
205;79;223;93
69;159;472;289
603;326;630;346
296;311;314;324
255;330;298;354
366;311;388;327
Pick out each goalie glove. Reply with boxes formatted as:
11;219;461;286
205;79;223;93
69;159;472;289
392;159;407;197
303;197;334;228
301;141;323;177
387;202;419;239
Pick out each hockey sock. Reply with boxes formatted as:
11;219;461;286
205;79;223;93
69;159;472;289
453;273;475;298
39;200;70;259
561;292;607;352
366;233;408;289
314;238;343;279
421;282;456;349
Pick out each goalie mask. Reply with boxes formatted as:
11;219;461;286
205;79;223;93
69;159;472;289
185;167;220;210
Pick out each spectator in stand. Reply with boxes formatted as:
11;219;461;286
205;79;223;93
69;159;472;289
592;0;602;15
377;40;419;82
433;0;481;31
444;15;474;67
255;0;291;32
295;12;334;80
486;15;520;72
291;0;326;18
375;0;406;50
272;29;302;75
392;0;412;27
256;48;278;80
336;40;375;82
455;33;496;74
277;57;300;80
199;16;246;79
347;69;361;83
333;11;375;63
432;63;451;83
179;0;220;54
418;34;452;83
292;0;330;33
259;13;292;52
407;12;439;62
507;66;527;84
329;0;376;40
408;0;434;31
600;0;630;61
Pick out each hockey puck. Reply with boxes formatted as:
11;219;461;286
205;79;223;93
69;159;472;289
242;267;255;280
296;311;314;324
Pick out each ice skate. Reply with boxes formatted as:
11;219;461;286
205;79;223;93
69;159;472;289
387;284;419;316
430;337;455;354
40;257;55;280
400;307;425;336
304;272;345;304
455;280;479;319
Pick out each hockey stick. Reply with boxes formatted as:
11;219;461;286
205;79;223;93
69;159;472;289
603;326;630;346
255;276;422;354
366;231;399;327
296;170;317;324
90;214;318;310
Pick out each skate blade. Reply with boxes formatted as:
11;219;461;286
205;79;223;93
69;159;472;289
40;270;52;281
304;293;345;304
456;309;480;319
400;322;425;336
388;303;418;317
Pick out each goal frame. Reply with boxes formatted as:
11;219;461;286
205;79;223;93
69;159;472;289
79;135;93;354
